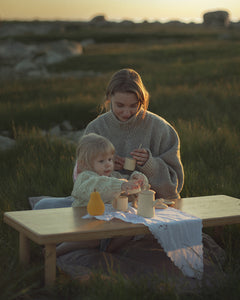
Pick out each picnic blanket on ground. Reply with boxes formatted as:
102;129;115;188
56;233;225;292
83;204;203;279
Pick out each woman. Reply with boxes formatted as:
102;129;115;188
34;68;184;209
83;68;184;200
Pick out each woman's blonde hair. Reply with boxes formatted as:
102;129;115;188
76;133;115;171
103;68;149;118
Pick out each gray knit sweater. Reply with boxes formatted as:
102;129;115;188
84;109;184;200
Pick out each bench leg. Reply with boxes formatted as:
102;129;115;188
44;244;56;286
19;232;30;265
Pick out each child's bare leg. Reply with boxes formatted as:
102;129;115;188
56;240;100;257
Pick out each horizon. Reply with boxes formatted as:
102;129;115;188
1;0;240;24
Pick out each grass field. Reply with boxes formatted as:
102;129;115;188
0;22;240;299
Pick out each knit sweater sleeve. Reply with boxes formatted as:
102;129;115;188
137;121;184;200
71;171;126;207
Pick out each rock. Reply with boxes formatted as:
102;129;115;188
80;39;95;48
0;130;11;137
57;129;84;143
45;51;64;64
203;10;230;27
42;39;83;64
120;20;135;26
90;15;107;24
15;58;38;72
0;122;85;150
0;39;83;79
61;120;73;131
27;68;50;78
69;130;85;143
0;136;16;151
49;125;61;136
0;40;35;60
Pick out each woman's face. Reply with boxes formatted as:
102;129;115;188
110;92;140;122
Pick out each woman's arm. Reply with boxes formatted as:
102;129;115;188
135;126;184;200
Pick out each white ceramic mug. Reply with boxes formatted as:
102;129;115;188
137;190;160;218
112;196;128;212
123;157;136;171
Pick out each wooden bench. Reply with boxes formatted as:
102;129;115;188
4;195;240;286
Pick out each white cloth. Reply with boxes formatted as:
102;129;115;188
83;204;203;279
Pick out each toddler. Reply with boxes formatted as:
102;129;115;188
56;133;148;256
71;133;148;208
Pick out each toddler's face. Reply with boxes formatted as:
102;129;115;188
92;153;114;176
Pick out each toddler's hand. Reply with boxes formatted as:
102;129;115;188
131;174;145;186
121;180;141;194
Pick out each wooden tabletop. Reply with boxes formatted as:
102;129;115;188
4;195;240;245
176;195;240;227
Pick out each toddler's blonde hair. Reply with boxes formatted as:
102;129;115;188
76;133;115;171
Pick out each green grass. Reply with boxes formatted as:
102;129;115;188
0;23;240;299
4;20;239;44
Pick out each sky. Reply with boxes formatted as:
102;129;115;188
1;0;240;23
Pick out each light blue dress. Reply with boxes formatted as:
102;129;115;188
33;196;74;210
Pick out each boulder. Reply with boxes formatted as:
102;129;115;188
80;39;95;48
0;40;36;60
15;58;38;72
0;122;85;150
27;68;49;78
68;130;84;143
60;120;73;131
203;10;230;27
90;15;107;24
41;40;83;64
0;136;16;151
120;20;135;26
49;125;61;136
0;39;83;79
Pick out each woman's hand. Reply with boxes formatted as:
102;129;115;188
130;148;149;166
114;154;125;171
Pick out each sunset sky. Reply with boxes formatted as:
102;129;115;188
1;0;240;23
